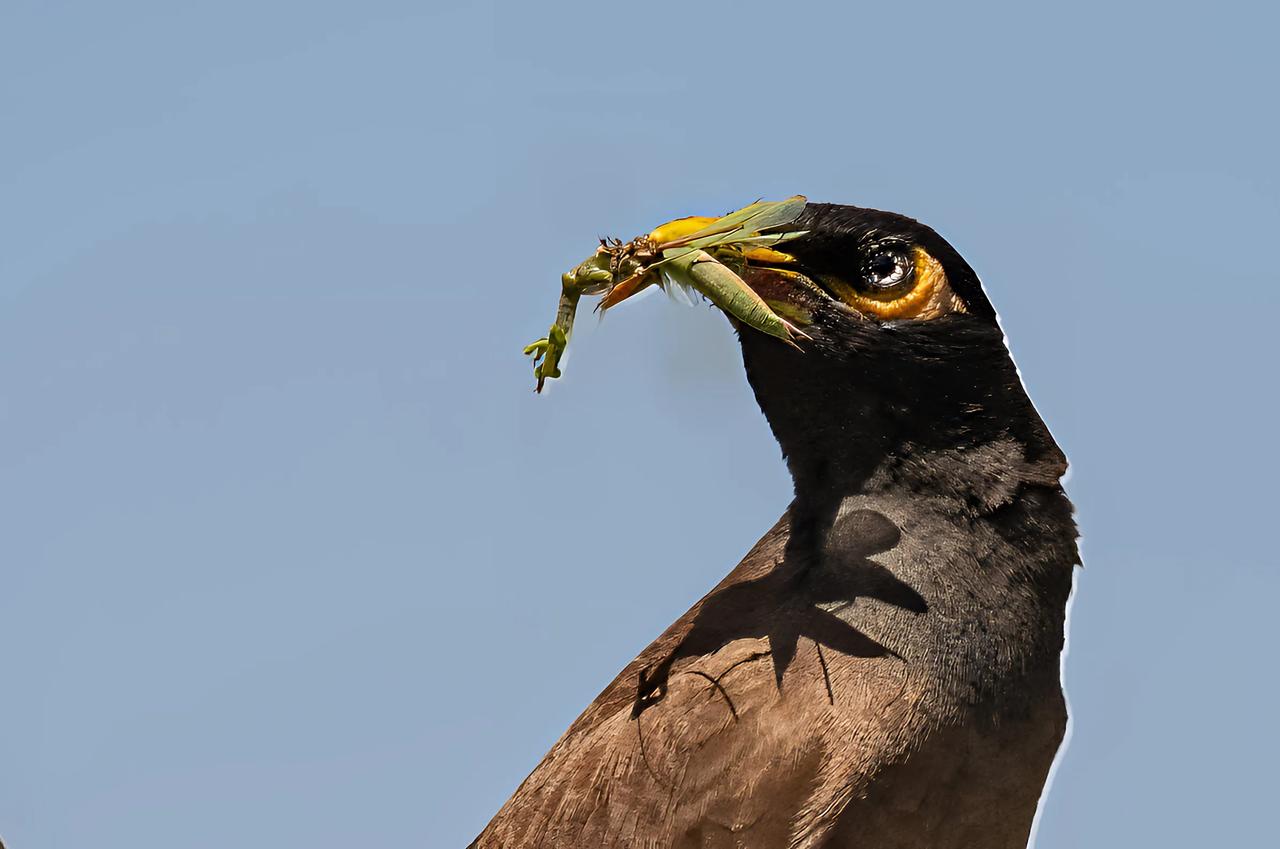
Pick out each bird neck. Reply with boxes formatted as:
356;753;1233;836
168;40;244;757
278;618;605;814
737;318;1067;549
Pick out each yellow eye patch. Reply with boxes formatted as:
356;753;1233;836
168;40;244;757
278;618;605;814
835;247;966;321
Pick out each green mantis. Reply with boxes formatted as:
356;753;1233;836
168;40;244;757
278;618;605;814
523;195;809;392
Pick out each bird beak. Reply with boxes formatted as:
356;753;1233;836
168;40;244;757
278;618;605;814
737;247;831;329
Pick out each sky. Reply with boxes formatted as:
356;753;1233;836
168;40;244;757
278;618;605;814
3;2;1279;847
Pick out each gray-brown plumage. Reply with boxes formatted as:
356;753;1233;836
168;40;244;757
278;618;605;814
474;204;1078;848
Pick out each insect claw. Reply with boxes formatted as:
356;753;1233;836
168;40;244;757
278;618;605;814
783;320;813;342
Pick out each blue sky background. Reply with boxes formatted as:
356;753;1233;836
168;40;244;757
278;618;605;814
4;2;1278;847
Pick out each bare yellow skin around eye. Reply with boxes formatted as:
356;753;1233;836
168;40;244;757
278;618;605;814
834;247;966;321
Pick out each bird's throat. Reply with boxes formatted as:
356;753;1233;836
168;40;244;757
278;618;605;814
736;318;1066;537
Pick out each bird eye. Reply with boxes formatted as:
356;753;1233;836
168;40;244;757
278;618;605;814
860;246;914;294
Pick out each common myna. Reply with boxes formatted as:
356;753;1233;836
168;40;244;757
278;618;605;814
475;202;1078;848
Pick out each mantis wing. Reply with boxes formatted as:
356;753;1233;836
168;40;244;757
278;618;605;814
652;195;808;268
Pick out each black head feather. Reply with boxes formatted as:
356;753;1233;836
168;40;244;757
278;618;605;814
738;203;1064;513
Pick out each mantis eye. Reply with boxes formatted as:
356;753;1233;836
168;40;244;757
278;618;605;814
859;246;914;296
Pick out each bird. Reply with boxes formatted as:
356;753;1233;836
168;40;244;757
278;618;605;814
472;202;1079;848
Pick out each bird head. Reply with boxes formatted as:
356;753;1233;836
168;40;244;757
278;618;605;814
705;202;1065;502
738;202;993;331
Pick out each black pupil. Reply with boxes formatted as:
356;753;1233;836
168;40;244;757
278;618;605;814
867;252;901;287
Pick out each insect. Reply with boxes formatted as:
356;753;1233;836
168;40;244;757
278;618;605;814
524;196;810;392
